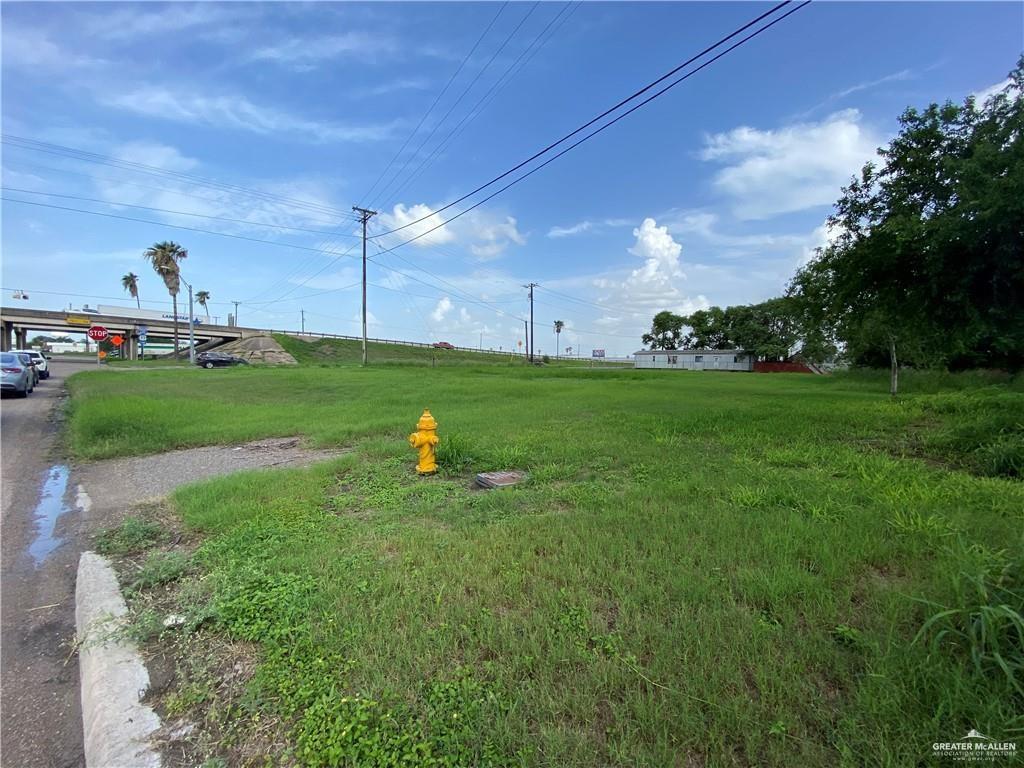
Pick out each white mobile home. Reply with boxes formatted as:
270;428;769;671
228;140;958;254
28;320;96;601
633;349;754;371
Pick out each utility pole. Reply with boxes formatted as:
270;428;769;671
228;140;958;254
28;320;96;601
180;275;197;365
301;309;305;334
523;319;528;362
524;283;537;362
232;301;240;327
353;206;378;366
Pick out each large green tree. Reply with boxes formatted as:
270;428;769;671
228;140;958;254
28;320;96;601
641;311;686;349
143;241;188;357
789;60;1024;392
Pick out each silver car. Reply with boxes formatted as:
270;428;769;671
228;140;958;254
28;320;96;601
1;352;33;397
11;349;50;379
16;353;40;387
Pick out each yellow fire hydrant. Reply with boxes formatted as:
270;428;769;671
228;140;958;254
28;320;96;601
408;409;439;474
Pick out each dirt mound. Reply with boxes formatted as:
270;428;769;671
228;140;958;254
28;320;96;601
215;334;297;365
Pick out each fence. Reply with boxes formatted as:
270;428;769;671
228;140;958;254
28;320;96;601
752;361;815;374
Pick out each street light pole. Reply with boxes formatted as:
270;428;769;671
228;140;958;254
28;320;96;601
180;276;196;365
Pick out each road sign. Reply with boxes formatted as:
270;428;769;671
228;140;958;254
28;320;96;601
87;326;109;341
66;314;90;325
110;335;124;346
97;351;107;359
592;349;605;358
138;334;147;342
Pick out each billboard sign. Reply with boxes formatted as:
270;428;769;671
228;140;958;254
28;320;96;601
592;349;605;358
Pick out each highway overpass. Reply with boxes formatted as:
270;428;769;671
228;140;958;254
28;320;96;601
0;306;248;357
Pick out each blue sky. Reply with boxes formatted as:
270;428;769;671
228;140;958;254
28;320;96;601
2;1;1021;355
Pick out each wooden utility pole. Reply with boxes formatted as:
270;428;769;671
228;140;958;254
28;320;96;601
524;283;538;362
353;206;378;365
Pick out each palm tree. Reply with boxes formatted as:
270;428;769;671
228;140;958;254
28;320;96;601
195;290;210;320
554;320;564;358
143;241;188;357
121;272;141;308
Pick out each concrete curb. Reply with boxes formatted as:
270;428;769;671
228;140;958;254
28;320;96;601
75;552;162;768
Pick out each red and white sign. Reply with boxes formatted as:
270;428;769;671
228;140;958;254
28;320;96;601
87;326;109;342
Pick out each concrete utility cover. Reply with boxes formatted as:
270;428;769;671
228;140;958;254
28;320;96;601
476;471;526;489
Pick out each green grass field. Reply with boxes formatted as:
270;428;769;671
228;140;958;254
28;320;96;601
69;366;1023;766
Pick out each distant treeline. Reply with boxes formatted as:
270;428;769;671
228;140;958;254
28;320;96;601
645;57;1024;391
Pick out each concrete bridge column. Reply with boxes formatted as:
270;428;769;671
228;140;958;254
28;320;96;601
14;327;28;349
1;321;11;352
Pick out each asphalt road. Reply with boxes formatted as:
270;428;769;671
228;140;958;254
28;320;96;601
1;360;96;768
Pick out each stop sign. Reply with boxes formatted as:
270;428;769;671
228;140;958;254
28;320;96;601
87;325;109;341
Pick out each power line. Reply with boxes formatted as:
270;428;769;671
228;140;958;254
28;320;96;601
386;1;580;206
359;2;509;206
368;2;540;211
0;286;236;309
365;243;526;326
2;135;362;222
3;158;355;228
1;187;362;238
366;1;811;258
367;240;525;324
2;197;364;258
371;0;797;240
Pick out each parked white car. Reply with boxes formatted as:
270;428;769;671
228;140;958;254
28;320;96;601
11;349;51;379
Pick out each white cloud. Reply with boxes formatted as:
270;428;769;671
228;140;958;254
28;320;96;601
2;26;106;72
628;217;685;283
586;218;707;339
352;78;431;98
701;110;880;220
377;204;456;247
376;204;525;259
973;78;1016;104
662;209;824;254
99;86;396;144
91;141;349;234
85;4;239;41
251;32;393;68
430;296;453;322
468;216;525;260
546;218;632;239
548;221;593;238
832;69;914;101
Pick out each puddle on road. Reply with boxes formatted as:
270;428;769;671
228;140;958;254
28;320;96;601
28;464;71;566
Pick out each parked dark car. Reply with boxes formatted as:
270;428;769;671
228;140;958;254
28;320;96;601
431;341;455;350
195;351;248;369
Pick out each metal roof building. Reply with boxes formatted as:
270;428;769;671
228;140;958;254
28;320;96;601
633;348;754;371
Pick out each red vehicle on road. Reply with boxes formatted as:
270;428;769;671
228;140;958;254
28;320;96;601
432;341;455;350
